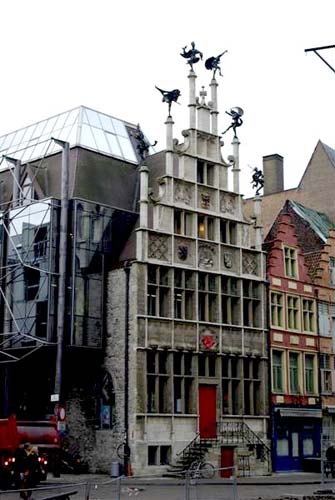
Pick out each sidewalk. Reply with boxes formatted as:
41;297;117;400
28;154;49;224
46;471;327;486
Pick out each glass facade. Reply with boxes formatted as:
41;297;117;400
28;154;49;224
0;106;143;168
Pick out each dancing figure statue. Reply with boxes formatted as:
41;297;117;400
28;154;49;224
132;124;157;162
251;167;264;196
222;107;244;139
155;86;181;116
205;50;227;78
180;42;203;70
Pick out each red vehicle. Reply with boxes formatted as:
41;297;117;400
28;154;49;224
0;415;60;489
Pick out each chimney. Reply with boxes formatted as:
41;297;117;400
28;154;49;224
263;154;284;195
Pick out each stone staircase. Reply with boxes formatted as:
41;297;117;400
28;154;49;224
166;421;271;477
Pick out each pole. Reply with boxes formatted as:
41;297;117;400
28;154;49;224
52;139;70;401
124;262;131;475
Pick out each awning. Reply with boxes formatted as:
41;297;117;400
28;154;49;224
276;408;322;418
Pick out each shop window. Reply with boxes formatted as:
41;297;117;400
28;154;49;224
270;292;284;328
302;298;316;333
287;295;300;330
284;246;298;279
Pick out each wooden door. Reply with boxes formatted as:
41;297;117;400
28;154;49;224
199;385;217;438
220;447;234;478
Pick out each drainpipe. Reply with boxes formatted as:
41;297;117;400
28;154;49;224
124;261;132;475
52;139;70;402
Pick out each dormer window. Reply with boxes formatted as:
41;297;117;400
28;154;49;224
283;246;298;279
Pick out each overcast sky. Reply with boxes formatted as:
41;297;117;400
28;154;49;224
1;0;335;197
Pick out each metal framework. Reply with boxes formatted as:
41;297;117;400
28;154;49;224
0;139;58;363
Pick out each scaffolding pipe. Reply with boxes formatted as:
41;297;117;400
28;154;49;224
52;139;70;400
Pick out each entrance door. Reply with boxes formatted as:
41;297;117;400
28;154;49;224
220;447;234;478
199;385;217;438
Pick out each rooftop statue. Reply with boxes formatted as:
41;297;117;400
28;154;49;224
155;86;181;116
180;42;203;71
132;124;157;163
251;167;264;196
222;107;244;139
205;50;228;78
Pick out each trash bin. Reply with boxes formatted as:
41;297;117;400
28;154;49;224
110;460;120;477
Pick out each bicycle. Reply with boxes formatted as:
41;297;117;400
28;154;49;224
188;460;215;479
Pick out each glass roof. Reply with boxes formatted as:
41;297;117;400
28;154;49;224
0;106;140;170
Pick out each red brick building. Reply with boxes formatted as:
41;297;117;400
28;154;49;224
264;200;335;471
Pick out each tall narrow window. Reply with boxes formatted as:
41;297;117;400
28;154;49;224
197;160;215;186
174;210;193;236
289;352;300;394
198;273;218;322
147;265;170;317
270;292;284;328
287;295;300;330
284;246;298;278
302;298;316;333
305;354;315;394
272;350;284;392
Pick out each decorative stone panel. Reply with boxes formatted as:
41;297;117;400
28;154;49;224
242;250;259;276
148;233;171;262
220;192;236;215
174;322;197;349
244;329;264;355
221;327;242;353
199;326;219;352
174;237;196;266
147;319;172;347
220;245;240;273
174;180;195;207
197;186;216;211
137;318;146;347
198;242;219;270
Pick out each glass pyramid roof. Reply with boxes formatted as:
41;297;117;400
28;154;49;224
0;106;140;170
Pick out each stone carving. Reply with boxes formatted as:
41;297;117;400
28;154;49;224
243;253;258;275
223;252;233;269
220;194;235;214
148;234;169;261
199;244;215;268
200;328;217;350
201;193;211;209
174;182;192;205
177;244;188;261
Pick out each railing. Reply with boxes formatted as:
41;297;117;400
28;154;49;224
217;421;271;470
176;432;209;468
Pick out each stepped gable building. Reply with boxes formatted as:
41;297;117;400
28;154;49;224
0;70;269;474
106;66;270;475
243;140;335;236
264;199;335;472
